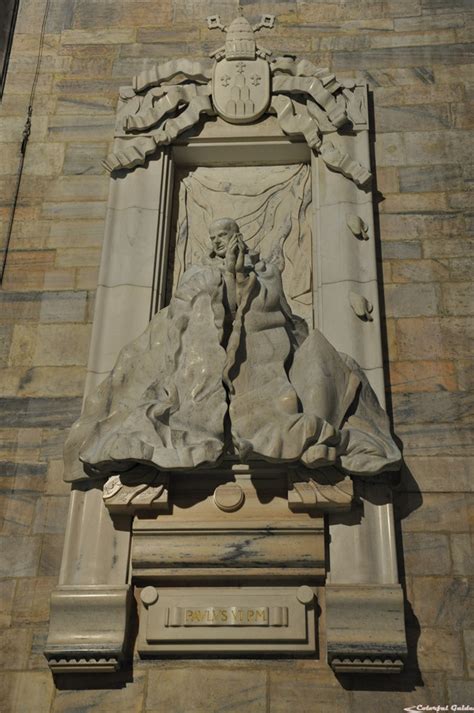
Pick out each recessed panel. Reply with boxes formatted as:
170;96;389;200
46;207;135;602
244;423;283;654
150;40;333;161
138;586;318;655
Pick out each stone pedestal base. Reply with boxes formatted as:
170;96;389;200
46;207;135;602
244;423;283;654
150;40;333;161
131;468;326;582
44;467;407;669
131;467;325;656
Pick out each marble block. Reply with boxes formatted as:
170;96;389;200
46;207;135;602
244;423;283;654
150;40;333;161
131;470;326;582
45;584;132;673
325;584;407;673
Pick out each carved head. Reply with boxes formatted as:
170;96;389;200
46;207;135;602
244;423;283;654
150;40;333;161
209;218;246;258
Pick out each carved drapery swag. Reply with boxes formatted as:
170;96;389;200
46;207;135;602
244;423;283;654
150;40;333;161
65;212;401;480
103;14;371;188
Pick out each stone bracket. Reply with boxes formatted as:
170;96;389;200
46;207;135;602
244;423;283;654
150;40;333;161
288;468;353;513
325;584;407;674
103;471;170;514
45;585;132;673
102;467;354;517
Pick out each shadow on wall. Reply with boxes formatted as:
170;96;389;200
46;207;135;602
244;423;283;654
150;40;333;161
368;89;392;420
336;461;424;693
334;93;425;693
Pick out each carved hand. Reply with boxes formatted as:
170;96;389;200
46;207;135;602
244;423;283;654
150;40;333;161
235;236;246;275
225;235;239;274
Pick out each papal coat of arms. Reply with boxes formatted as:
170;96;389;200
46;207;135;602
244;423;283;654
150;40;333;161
103;11;372;187
209;13;274;124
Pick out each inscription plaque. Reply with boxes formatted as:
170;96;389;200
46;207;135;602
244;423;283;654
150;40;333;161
166;606;288;627
138;586;317;655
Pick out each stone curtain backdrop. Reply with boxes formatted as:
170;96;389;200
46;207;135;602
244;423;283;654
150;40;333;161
171;164;313;322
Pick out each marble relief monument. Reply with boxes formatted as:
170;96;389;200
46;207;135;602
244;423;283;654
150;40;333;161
45;14;408;673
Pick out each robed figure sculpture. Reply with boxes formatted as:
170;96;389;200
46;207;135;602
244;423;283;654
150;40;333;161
65;218;400;478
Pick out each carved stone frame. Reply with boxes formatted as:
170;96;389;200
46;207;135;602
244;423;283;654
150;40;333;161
45;110;406;673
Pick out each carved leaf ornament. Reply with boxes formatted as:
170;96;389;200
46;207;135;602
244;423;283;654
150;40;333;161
103;13;371;188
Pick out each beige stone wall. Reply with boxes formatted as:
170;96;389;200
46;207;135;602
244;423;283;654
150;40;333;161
0;0;472;710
